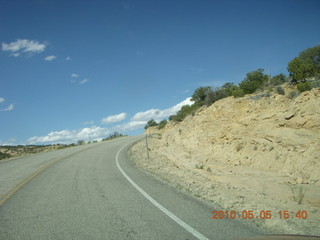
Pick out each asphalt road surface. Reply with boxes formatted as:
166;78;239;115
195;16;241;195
0;136;264;240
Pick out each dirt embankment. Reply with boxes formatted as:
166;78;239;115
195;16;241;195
130;88;320;235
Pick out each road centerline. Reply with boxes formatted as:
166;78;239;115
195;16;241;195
0;144;99;206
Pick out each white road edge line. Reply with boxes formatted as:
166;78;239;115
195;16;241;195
115;140;209;240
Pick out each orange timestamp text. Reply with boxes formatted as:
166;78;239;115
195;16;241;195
211;210;308;220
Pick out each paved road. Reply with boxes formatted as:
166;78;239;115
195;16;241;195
0;136;264;240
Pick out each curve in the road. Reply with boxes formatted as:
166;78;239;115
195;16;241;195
116;140;210;240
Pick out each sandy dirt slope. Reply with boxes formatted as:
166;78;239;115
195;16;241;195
130;88;320;235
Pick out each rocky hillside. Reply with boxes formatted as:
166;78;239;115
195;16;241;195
147;87;320;187
130;87;320;234
131;87;320;234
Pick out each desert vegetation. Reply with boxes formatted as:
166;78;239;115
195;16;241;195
0;132;127;161
102;132;126;141
144;45;320;128
0;144;76;160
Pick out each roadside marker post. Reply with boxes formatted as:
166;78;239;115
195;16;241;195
145;134;150;159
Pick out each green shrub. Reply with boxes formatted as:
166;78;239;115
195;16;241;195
311;80;320;88
287;45;320;83
157;120;167;129
271;74;287;86
232;89;245;98
144;119;158;129
77;140;85;145
204;87;228;106
0;152;11;160
195;163;205;169
266;87;274;93
288;90;300;99
222;82;238;96
239;69;269;94
169;104;199;122
276;86;285;95
102;132;124;141
191;86;212;106
297;82;312;92
248;93;271;100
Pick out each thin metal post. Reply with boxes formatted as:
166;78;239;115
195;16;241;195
145;134;150;159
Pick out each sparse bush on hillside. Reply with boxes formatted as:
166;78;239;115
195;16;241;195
288;90;300;99
311;79;320;88
77;140;85;145
109;132;123;139
239;69;269;94
287;45;320;83
157;120;168;129
0;144;77;161
195;162;205;170
191;84;236;107
144;119;158;129
276;86;285;95
191;86;212;106
291;185;306;204
222;82;237;95
0;152;11;160
232;89;245;98
270;73;287;86
102;132;124;141
248;93;271;100
166;47;318;124
297;82;312;92
169;104;199;122
223;83;242;97
204;87;229;106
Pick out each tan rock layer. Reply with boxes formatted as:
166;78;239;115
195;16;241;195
147;88;320;186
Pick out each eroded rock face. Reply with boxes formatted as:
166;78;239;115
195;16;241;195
147;88;320;186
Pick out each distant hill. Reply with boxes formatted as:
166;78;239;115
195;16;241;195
0;144;75;161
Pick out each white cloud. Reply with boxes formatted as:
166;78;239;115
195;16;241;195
79;78;90;85
44;55;56;61
115;120;147;132
114;97;193;133
66;56;71;61
0;98;14;111
131;109;161;122
70;74;90;85
26;98;194;144
132;97;193;122
27;126;111;144
2;39;46;56
102;113;127;124
0;103;14;111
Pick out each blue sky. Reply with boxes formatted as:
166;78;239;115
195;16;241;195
1;0;319;145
